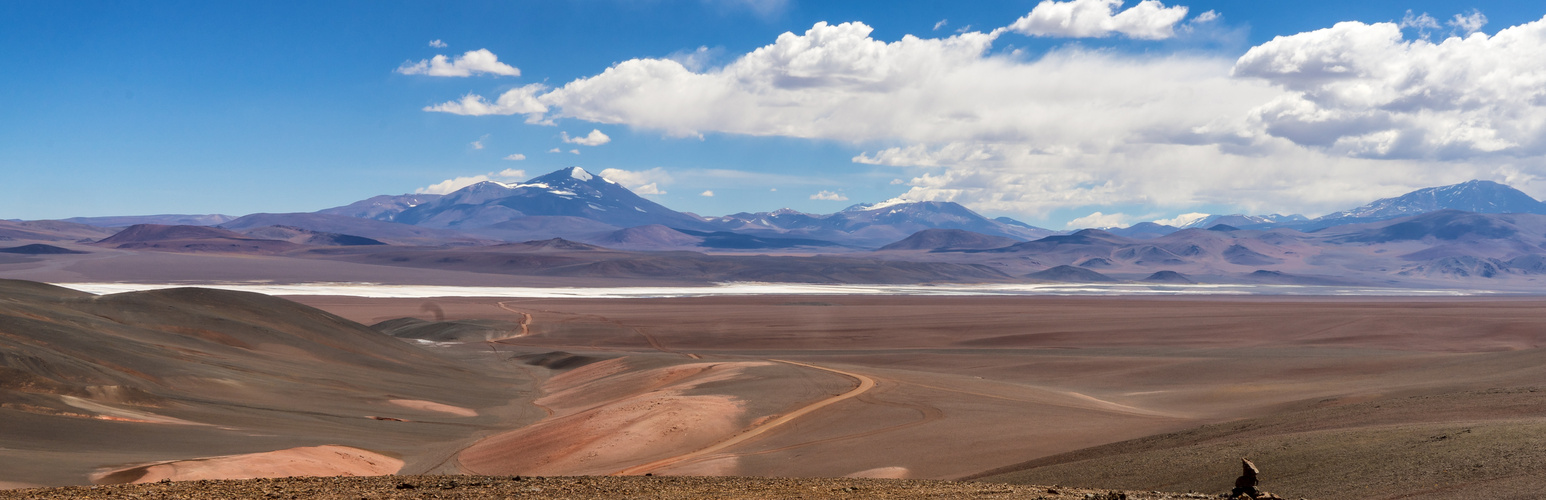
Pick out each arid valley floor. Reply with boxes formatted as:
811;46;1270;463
6;280;1546;499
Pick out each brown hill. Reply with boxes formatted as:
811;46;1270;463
0;279;524;487
219;213;488;246
879;229;1020;252
93;224;300;254
1026;265;1117;282
234;225;386;246
0;220;115;242
970;386;1546;498
589;224;703;250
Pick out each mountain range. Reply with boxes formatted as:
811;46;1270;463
297;169;1546;251
237;167;1055;250
7;167;1546;287
1147;180;1546;235
35;167;1544;254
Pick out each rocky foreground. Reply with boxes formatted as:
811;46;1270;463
0;476;1235;500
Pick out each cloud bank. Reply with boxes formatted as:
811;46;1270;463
418;9;1546;219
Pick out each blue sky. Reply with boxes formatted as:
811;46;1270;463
4;1;1545;228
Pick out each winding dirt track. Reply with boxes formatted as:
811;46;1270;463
611;360;876;476
494;301;533;337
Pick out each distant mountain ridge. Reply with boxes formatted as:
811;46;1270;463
708;199;1051;247
1127;180;1546;235
1316;180;1546;224
319;194;443;221
313;167;1052;249
61;214;236;227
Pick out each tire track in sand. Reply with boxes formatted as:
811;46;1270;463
612;360;875;476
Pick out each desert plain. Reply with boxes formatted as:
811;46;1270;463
7;278;1545;499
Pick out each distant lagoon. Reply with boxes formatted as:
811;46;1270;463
54;281;1500;298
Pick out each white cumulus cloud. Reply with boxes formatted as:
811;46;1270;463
416;168;527;195
1007;0;1190;40
539;21;1271;145
423;84;548;117
810;190;849;201
1066;211;1130;228
701;190;716;197
562;129;612;146
397;48;520;77
1233;13;1546;160
429;39;448;48
503;153;526;161
427;13;1546;219
599;167;671;195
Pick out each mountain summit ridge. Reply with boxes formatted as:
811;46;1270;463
1318;180;1546;222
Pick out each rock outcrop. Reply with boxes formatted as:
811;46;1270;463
1229;458;1284;499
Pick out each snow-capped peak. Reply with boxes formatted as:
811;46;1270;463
569;166;593;182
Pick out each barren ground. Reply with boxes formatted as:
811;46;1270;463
7;287;1546;499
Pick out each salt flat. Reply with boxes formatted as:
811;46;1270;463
53;281;1497;298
